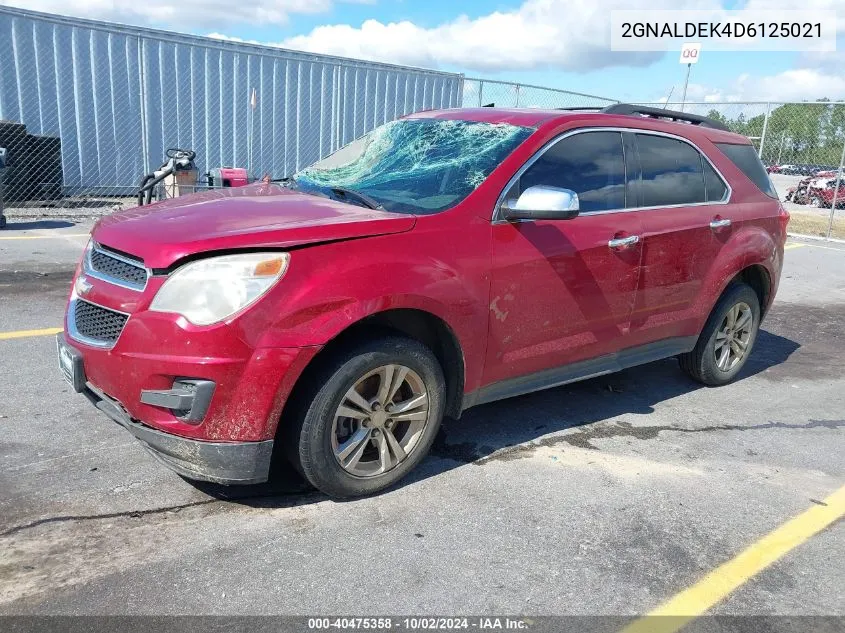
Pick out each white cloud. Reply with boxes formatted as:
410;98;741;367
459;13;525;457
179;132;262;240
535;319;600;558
653;67;845;106
276;0;725;73
0;0;371;28
736;69;845;103
10;0;844;102
743;0;845;33
796;51;845;75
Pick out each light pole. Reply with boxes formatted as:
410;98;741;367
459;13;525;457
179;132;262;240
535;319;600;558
826;138;845;239
678;43;701;113
680;63;691;112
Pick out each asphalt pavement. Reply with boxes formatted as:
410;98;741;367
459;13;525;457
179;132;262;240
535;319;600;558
0;218;843;620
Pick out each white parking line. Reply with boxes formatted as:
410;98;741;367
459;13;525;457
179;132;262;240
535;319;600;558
0;232;89;241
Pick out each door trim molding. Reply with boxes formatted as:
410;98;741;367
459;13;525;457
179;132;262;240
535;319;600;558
492;127;732;224
462;336;697;410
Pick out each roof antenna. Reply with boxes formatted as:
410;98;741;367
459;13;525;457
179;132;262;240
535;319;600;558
663;86;675;109
482;103;495;107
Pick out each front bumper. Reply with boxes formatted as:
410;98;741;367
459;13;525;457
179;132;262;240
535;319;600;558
58;325;319;485
59;312;319;443
84;381;274;485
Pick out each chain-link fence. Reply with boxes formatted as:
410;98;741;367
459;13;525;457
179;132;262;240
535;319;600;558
3;6;844;241
463;78;619;110
461;84;845;241
632;101;845;240
0;6;462;218
460;84;845;241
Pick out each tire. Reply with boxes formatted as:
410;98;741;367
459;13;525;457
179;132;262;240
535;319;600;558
679;283;761;386
286;336;445;499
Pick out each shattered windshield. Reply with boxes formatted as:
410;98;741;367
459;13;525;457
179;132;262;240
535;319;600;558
293;119;533;214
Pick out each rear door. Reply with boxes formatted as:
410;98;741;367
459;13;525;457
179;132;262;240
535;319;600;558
483;130;645;388
627;132;731;347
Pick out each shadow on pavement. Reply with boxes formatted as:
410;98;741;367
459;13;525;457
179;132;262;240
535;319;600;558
0;219;77;230
194;327;800;507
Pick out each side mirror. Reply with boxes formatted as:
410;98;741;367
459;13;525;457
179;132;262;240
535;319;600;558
501;185;580;221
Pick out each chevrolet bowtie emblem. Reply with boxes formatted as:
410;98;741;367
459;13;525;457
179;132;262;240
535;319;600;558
74;275;93;297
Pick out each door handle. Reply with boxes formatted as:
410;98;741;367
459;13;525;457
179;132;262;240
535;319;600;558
710;218;732;229
608;235;640;249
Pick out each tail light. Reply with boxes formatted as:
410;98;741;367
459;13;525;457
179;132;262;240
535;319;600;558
778;203;790;237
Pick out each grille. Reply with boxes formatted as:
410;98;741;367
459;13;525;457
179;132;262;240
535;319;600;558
89;247;148;288
73;300;129;345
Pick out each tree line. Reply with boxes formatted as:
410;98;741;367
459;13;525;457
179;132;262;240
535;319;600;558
704;100;845;167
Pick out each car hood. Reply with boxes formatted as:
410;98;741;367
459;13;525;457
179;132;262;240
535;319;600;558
92;183;416;269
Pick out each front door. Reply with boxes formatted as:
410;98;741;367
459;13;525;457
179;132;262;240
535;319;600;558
483;130;644;390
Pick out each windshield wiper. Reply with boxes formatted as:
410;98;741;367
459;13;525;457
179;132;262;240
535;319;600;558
271;175;297;189
328;187;383;210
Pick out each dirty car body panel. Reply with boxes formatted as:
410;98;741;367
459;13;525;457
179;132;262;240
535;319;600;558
59;108;786;486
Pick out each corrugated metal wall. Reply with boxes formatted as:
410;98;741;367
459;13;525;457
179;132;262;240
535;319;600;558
0;6;464;196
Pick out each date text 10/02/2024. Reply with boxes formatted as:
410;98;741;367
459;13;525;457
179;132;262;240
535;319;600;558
307;617;531;630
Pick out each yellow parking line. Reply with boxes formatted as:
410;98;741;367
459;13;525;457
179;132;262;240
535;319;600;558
0;327;63;341
786;240;845;252
0;233;89;241
622;483;845;633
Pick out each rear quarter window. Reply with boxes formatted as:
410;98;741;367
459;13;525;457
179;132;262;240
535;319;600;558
715;143;777;199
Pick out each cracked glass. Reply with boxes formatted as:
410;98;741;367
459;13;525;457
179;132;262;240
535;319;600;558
294;119;533;214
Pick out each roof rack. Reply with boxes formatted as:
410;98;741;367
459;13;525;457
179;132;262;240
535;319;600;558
600;104;731;132
555;106;604;111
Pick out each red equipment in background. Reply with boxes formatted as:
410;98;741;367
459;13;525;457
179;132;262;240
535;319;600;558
207;167;250;189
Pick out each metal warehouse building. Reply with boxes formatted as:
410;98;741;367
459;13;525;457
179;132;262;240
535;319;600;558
0;6;463;200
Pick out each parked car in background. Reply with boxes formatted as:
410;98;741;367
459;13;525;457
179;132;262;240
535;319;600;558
785;171;834;204
807;177;845;208
811;165;841;176
766;164;782;174
57;105;787;498
779;164;800;175
784;170;844;205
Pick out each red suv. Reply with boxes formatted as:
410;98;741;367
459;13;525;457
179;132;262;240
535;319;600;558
57;105;787;498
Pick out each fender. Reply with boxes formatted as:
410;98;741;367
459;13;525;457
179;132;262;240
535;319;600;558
255;292;471;440
247;223;492;396
692;222;780;333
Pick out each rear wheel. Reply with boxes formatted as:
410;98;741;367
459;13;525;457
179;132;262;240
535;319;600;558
679;283;761;386
287;336;445;498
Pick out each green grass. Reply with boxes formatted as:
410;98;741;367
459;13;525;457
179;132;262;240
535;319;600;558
788;211;845;240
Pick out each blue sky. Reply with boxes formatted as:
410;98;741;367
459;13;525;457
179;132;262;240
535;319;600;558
7;0;844;103
219;1;811;102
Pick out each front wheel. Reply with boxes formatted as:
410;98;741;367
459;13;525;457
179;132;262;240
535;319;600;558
679;283;761;386
288;336;445;499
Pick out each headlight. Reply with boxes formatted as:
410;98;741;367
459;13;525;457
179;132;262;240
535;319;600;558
150;253;290;326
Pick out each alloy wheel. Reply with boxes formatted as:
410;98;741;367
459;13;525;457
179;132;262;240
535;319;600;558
331;364;430;478
714;301;753;372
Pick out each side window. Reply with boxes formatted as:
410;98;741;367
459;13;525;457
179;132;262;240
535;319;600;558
513;131;625;213
715;142;777;198
703;159;728;202
635;134;706;207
